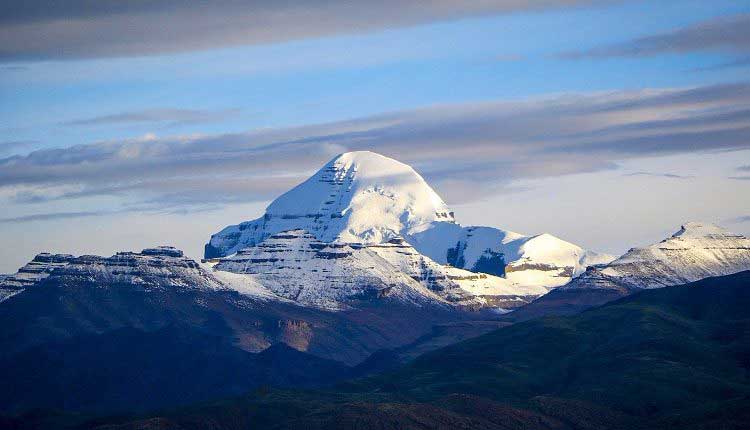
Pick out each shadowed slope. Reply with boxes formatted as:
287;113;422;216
47;271;750;429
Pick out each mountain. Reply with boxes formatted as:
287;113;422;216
0;246;483;368
0;244;528;415
0;244;506;414
509;222;750;321
205;151;455;257
205;151;611;303
50;271;750;429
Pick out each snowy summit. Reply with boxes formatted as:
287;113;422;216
206;151;454;257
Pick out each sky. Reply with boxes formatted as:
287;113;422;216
1;0;749;272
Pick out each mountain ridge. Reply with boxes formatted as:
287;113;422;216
508;221;750;321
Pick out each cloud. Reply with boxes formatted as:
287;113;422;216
623;172;693;179
1;65;29;72
727;215;750;224
9;176;307;209
0;206;183;223
694;56;750;72
0;0;618;62
730;165;750;180
1;81;749;211
563;13;750;59
63;108;240;127
0;210;108;223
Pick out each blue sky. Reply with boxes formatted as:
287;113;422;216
1;0;749;271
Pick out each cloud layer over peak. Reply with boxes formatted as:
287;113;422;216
1;81;748;211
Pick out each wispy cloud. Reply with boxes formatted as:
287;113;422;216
562;13;750;59
0;210;108;223
1;81;749;210
0;65;28;72
623;172;693;179
0;0;619;62
730;165;750;180
694;56;750;72
9;176;306;208
0;195;248;222
63;108;239;127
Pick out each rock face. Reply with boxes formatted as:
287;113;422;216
206;151;611;302
509;222;750;320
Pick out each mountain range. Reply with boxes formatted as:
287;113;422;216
6;270;750;429
1;150;749;425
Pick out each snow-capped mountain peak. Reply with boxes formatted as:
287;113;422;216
205;151;454;258
267;151;454;232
